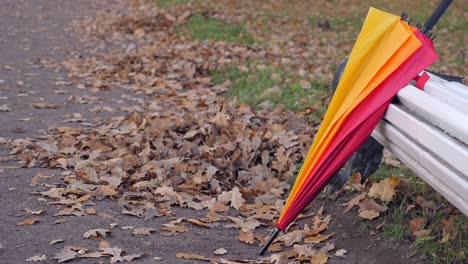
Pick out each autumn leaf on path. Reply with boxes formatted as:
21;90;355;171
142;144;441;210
335;249;347;257
83;228;111;239
236;230;255;244
214;248;227;255
55;246;78;263
26;254;47;262
133;227;156;236
359;210;380;220
176;252;209;261
17;218;39;226
310;252;329;264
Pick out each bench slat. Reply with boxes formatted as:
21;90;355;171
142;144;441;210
397;86;468;145
372;123;468;216
424;82;468;114
384;104;468;178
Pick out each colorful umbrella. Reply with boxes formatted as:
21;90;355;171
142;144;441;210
260;0;452;255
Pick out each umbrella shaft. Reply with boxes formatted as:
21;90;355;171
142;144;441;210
425;0;453;30
259;228;281;255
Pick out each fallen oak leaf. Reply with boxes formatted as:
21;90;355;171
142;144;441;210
359;210;380;220
133;227;156;236
236;230;255;244
368;177;400;202
49;239;65;245
214;248;227;255
335;249;347;257
304;233;334;244
293;244;316;257
311;252;329;264
160;223;188;233
175;252;209;261
123;253;144;261
55;246;78;263
17;218;39;226
83;228;111;239
24;208;45;215
186;218;210;228
26;254;47;262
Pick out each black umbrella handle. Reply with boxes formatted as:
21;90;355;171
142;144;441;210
424;0;453;31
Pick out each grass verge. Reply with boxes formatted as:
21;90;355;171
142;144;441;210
178;15;255;45
211;62;329;122
371;165;467;263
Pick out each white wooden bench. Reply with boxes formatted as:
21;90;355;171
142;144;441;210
371;73;468;215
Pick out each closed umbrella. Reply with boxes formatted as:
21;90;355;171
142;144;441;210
260;0;451;255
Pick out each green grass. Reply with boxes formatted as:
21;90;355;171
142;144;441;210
155;0;191;9
178;15;255;45
374;165;467;263
211;62;329;122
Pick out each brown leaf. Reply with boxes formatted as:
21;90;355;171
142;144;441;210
214;248;227;255
49;239;65;245
26;254;47;262
161;223;188;233
343;192;366;213
293;244;316;257
175;252;209;261
17;218;39;226
133;227;156;236
413;229;431;238
280;230;303;246
319;242;335;253
311;252;329;264
409;217;425;234
236;230;255;244
358;210;380;220
55;246;78;263
24;208;45;215
83;228;111;239
335;249;347;257
358;198;387;212
304;233;333;244
368;177;400;202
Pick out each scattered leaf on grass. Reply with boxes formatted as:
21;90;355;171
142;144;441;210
368;177;400;202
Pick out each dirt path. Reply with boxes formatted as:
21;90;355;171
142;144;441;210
0;1;426;263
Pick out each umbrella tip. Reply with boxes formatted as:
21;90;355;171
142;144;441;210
259;228;281;255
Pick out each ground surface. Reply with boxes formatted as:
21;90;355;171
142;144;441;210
0;1;432;263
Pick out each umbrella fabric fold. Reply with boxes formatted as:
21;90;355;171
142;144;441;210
277;16;438;229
